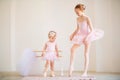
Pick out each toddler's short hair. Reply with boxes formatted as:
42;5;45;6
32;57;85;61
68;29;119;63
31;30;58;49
48;31;56;38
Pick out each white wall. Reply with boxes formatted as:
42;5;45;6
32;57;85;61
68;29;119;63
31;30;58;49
94;0;120;73
0;0;120;73
0;0;11;71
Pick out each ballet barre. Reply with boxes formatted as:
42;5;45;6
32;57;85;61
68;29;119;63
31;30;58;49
33;50;62;52
33;50;62;57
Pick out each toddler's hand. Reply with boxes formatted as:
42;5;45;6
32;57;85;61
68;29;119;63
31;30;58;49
41;53;45;57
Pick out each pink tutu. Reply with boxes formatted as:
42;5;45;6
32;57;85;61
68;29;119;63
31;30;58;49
72;29;104;45
42;41;58;61
72;20;104;44
43;52;57;61
86;29;104;43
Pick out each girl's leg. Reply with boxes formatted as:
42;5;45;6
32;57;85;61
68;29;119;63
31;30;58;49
50;61;55;77
82;42;91;76
43;60;49;77
69;44;80;76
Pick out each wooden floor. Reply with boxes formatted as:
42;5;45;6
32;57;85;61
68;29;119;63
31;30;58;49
0;72;120;80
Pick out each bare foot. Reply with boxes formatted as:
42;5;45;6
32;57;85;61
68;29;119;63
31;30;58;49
43;72;47;77
82;72;87;77
68;73;72;77
51;71;55;77
51;74;55;77
69;66;74;77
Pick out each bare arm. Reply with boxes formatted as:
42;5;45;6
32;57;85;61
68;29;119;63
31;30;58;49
73;25;79;36
70;18;79;40
55;44;59;57
85;17;94;42
73;18;80;35
41;43;47;56
87;17;93;32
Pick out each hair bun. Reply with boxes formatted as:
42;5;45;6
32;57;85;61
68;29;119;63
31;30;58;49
75;3;86;11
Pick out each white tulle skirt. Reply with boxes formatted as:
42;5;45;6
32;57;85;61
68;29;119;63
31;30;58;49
17;48;36;76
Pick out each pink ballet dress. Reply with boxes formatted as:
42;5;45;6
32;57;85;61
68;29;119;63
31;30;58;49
43;41;57;61
72;20;104;44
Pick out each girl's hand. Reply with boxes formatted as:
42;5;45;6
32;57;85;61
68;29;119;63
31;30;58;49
85;36;88;41
56;53;59;57
85;31;93;41
70;33;74;41
85;32;92;44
